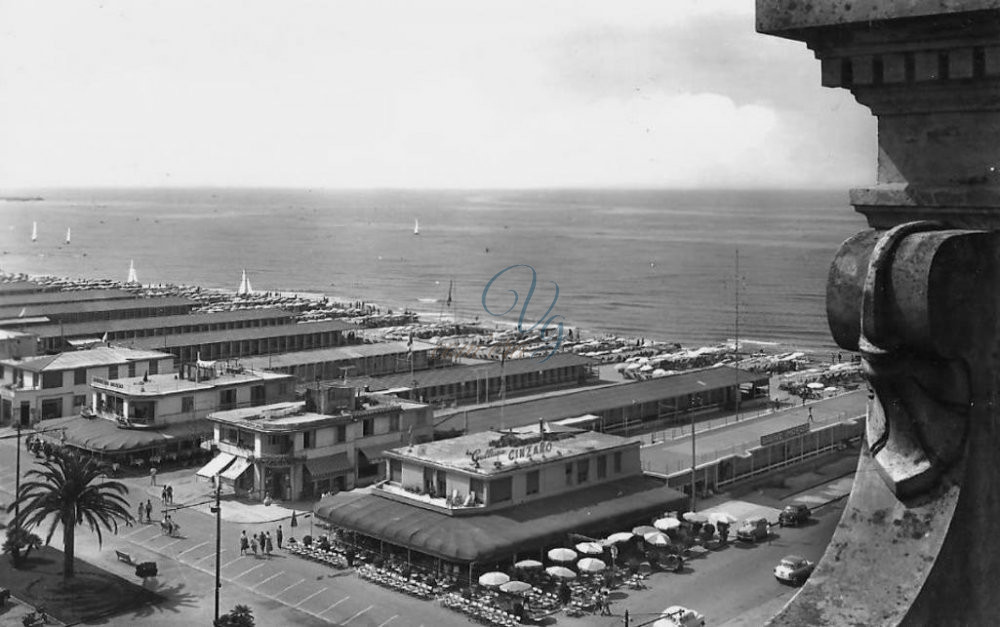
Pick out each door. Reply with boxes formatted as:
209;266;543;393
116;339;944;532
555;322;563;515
19;402;30;427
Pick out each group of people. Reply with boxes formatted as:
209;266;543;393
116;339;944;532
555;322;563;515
239;526;284;557
160;484;175;505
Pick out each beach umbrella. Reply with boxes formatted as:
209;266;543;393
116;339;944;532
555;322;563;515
637;562;653;575
824;386;838;393
575;542;604;555
545;566;577;580
499;580;532;595
514;559;543;570
632;525;658;537
577;557;607;573
547;547;578;562
478;572;510;587
654;517;681;531
643;532;671;547
639;364;654;372
651;369;669;378
681;512;708;524
709;512;738;525
807;382;825;390
605;532;634;545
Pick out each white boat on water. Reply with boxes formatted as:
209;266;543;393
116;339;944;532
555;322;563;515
31;221;37;242
127;259;138;283
65;227;71;244
237;268;253;295
414;219;420;235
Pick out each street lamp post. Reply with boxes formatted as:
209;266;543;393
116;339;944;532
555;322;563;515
690;397;697;513
210;477;222;625
14;423;21;524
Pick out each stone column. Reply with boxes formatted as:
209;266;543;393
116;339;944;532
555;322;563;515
756;2;1000;624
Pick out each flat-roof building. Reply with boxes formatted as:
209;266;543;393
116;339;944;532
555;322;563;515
240;341;438;383
0;295;195;326
203;386;432;501
315;423;686;567
116;319;358;364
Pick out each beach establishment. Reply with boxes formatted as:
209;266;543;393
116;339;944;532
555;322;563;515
314;422;686;575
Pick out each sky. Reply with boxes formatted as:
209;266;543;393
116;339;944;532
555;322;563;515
0;0;876;190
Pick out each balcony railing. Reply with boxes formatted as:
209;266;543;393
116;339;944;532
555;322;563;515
375;481;484;511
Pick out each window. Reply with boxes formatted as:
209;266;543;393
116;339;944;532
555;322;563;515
387;414;400;432
72;395;86;408
148;360;159;375
108;365;119;379
303;430;316;449
596;455;607;479
363;419;374;437
41;371;62;389
490;477;513;503
565;462;573;486
250;385;266;407
74;368;87;385
526;470;540;495
40;398;62;420
127;362;136;378
577;459;589;484
182;396;194;413
335;424;347;443
469;478;484;503
613;451;623;473
389;459;402;483
220;389;237;410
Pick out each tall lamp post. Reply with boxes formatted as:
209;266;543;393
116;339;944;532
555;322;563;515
690;396;698;513
210;477;222;625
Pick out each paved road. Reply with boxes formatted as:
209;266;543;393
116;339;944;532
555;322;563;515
639;390;867;474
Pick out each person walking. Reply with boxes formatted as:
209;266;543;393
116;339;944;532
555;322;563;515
149;465;157;485
275;525;283;550
161;486;168;504
166;484;173;505
145;499;152;524
250;534;258;557
265;532;273;557
240;531;249;556
137;501;145;524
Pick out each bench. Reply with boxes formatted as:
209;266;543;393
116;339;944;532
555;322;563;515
115;550;132;564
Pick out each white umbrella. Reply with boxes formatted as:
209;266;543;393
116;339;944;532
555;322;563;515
576;557;607;573
575;542;604;555
654;517;681;531
514;559;543;570
651;369;669;378
632;525;658;537
643;531;671;547
824;386;838;393
806;382;825;390
605;532;635;544
545;566;577;580
500;580;532;595
478;572;510;587
547;548;578;562
709;512;738;525
639;365;654;372
681;512;709;524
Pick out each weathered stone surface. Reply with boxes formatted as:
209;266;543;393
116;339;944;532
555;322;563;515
757;0;1000;36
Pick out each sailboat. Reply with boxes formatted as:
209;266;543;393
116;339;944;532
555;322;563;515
127;259;138;284
413;219;420;235
65;228;71;245
31;221;37;243
237;269;253;295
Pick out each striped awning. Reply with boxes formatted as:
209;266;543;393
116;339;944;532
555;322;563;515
196;452;235;478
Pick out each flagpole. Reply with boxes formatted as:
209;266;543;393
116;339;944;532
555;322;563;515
499;347;506;430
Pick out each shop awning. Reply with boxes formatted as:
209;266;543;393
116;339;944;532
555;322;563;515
315;476;685;564
305;453;352;480
197;452;236;478
358;441;404;464
48;415;212;454
220;456;252;481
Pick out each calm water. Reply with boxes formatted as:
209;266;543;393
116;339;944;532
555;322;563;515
0;188;866;353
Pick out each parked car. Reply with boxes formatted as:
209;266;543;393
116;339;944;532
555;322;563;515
736;516;770;542
659;605;706;627
778;503;811;527
774;554;815;585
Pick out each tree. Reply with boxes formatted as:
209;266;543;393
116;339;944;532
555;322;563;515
2;527;42;567
6;448;133;578
215;604;255;627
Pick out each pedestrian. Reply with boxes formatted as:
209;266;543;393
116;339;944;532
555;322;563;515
240;531;249;556
808;407;814;423
161;486;168;504
145;499;152;523
137;501;145;523
276;525;283;550
150;465;157;486
265;532;273;557
250;535;258;557
166;484;173;505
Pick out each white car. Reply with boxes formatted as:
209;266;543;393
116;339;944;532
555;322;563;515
656;605;706;627
774;554;816;586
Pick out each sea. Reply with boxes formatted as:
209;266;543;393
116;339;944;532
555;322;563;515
0;188;867;355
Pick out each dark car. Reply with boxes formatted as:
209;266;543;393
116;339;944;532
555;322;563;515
778;504;811;527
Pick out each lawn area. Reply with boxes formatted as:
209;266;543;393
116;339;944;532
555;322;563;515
0;546;162;624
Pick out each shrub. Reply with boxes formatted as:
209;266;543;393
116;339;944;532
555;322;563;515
214;604;255;627
135;561;158;578
302;535;312;547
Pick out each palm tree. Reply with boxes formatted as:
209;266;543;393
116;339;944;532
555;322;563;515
7;447;134;578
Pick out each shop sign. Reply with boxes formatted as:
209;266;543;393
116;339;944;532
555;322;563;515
760;423;809;446
467;440;555;464
92;377;124;389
